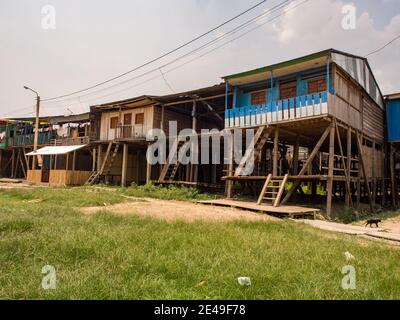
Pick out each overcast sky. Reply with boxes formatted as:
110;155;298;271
0;0;399;117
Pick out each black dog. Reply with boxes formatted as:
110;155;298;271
365;219;381;228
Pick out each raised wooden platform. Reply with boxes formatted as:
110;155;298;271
198;199;320;218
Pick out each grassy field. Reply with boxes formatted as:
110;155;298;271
0;185;400;299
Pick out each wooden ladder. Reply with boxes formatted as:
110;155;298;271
159;140;185;182
235;126;271;176
257;174;289;207
85;142;118;185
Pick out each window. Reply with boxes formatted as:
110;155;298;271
251;91;266;106
280;81;297;100
308;79;327;94
110;117;118;129
135;113;144;125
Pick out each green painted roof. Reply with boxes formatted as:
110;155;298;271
223;49;331;80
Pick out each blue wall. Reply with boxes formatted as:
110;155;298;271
387;98;400;142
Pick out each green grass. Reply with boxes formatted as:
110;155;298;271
0;186;400;299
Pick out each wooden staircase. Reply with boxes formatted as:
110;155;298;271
257;174;289;207
85;142;120;185
159;140;186;182
235;126;271;176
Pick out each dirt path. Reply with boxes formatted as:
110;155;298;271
298;219;400;243
82;197;278;223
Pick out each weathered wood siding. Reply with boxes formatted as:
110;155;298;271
99;106;154;141
49;170;92;186
330;65;384;142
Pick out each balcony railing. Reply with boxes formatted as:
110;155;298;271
225;91;328;128
115;124;145;140
50;136;90;146
12;132;55;146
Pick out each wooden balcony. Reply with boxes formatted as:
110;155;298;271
115;124;145;141
225;91;329;128
50;136;90;146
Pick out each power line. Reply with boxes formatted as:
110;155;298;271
41;0;268;102
7;0;308;117
42;0;291;105
365;34;400;57
36;0;309;111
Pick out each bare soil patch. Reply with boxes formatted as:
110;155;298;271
81;197;278;223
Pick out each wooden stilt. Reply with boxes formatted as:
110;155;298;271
293;135;300;175
121;143;128;187
146;144;152;184
226;130;234;199
390;146;396;208
335;123;353;207
346;127;352;207
326;122;335;218
282;124;331;205
356;133;374;212
273;127;279;177
372;138;376;206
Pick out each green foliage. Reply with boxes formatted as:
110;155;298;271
0;187;399;299
122;183;214;201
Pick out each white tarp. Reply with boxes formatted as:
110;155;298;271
26;145;87;156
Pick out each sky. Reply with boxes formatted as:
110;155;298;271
0;0;399;118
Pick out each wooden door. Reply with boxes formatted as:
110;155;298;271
123;113;132;138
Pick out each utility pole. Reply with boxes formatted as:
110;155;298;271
24;86;40;170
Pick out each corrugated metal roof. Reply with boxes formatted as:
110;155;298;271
26;145;87;156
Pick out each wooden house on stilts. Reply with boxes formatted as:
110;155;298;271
222;49;393;217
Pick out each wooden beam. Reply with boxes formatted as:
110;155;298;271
273;127;279;177
226;130;234;199
146;144;152;184
293;135;300;175
92;148;96;172
121;143;128;187
326;122;335;218
274;174;289;207
346;127;352;207
257;174;272;205
72;151;77;172
356;133;374;212
281;124;331;205
335;123;353;207
390;145;397;207
372;138;376;206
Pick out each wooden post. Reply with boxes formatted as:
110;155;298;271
92;148;96;172
382;144;387;206
72;151;76;172
390;146;396;207
191;100;197;183
273;127;279;177
282;124;331;205
97;145;102;172
66;153;70;171
11;149;15;177
136;150;141;184
326;122;335;218
121;143;128;187
293;135;300;175
0;150;3;177
226;129;234;199
146;144;152;184
372;138;376;206
357;133;374;212
335;123;352;207
346;127;352;207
